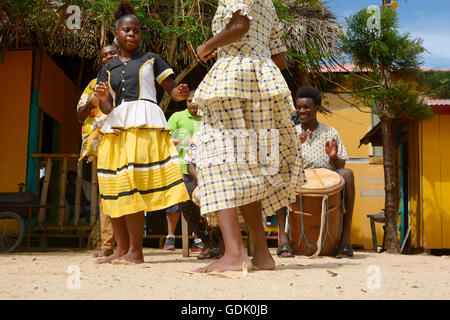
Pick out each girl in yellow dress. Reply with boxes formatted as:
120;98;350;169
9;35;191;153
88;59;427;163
94;2;190;264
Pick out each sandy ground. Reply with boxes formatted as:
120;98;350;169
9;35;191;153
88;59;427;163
0;248;449;300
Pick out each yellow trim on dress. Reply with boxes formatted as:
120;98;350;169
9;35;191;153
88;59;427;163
100;125;170;135
156;69;174;84
107;70;116;108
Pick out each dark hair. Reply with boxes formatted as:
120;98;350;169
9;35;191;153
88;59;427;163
114;2;139;30
295;85;322;106
101;44;119;53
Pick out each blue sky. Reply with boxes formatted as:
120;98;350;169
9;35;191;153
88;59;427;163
326;0;450;68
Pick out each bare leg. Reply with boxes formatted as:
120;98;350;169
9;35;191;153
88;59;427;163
167;212;180;236
338;169;355;247
118;211;145;264
193;208;252;273
95;216;129;264
240;202;275;270
275;207;294;257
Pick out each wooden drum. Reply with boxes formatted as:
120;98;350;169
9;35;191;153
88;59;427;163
288;168;345;257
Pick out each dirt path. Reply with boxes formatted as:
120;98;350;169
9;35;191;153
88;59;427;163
1;248;449;300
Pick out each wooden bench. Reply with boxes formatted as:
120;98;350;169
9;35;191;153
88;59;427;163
367;212;385;252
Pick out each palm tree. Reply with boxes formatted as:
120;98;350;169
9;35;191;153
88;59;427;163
340;5;433;253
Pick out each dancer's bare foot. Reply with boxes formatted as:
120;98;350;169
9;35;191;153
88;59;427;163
93;249;114;258
114;252;144;264
251;251;276;270
95;250;127;264
193;251;252;273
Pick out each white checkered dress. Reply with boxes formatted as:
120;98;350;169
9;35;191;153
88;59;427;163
191;0;306;226
196;97;306;226
296;123;349;170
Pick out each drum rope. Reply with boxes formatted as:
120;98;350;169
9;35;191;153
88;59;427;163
321;193;335;248
296;192;312;249
308;192;328;259
286;206;292;242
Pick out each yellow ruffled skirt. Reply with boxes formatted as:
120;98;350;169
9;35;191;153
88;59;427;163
97;128;189;218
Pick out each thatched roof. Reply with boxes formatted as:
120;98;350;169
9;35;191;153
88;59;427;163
1;0;342;70
282;0;341;66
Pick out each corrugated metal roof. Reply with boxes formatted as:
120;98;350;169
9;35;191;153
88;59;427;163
320;64;450;73
424;98;450;106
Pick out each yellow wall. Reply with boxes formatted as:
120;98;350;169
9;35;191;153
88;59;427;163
421;115;450;249
39;53;81;154
321;94;373;158
317;93;386;249
0;51;33;192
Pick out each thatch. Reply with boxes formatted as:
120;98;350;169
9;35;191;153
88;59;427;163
1;0;342;71
282;0;342;67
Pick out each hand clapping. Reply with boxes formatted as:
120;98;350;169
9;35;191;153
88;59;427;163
325;139;338;160
299;129;312;144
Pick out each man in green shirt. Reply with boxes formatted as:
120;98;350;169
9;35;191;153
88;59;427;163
164;90;202;250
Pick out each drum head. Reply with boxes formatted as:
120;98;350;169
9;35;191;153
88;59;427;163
300;168;344;193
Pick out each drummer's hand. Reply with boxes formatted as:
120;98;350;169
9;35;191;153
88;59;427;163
299;129;312;144
325;139;338;160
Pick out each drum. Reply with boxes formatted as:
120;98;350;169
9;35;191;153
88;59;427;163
288;168;345;257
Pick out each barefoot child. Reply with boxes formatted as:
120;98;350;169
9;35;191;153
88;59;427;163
94;2;190;264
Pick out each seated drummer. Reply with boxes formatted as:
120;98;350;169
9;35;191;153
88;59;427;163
276;85;355;259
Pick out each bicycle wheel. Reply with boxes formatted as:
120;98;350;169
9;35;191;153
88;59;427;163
0;211;25;253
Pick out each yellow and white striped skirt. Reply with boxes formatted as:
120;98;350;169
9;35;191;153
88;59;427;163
97;128;189;218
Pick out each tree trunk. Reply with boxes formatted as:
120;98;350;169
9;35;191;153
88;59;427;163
380;118;401;253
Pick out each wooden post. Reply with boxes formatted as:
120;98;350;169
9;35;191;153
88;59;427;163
90;159;98;225
74;160;83;225
38;158;52;224
57;156;68;225
181;213;189;257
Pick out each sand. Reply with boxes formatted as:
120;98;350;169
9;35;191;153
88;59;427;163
0;248;449;300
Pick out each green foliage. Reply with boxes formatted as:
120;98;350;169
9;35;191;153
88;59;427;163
338;5;433;122
421;70;450;99
355;79;434;120
290;42;333;70
340;6;425;72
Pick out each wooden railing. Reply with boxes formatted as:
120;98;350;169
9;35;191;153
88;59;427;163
31;154;98;226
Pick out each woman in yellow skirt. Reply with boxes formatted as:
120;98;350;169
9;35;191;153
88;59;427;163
94;2;190;264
